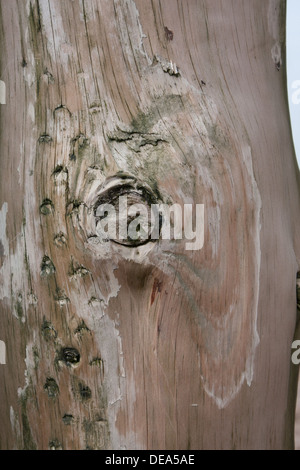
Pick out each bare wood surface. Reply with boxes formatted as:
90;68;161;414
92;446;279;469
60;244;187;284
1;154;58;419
0;0;300;450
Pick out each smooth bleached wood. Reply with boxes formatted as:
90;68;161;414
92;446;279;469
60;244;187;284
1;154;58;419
0;0;299;450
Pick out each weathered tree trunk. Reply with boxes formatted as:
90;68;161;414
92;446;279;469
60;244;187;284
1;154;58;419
0;0;300;450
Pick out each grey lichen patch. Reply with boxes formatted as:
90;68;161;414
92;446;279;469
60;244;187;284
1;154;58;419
40;255;56;278
107;128;167;153
41;319;58;341
44;377;59;398
40;198;54;215
130;94;183;133
205;124;227;150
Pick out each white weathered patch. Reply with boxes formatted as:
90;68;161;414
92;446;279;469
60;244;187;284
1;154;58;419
241;145;261;381
0;80;6;104
86;311;141;449
21;7;37;89
0;228;27;322
0;340;6;364
17;158;22;186
0;204;26;311
27;102;35;123
267;0;283;69
0;202;9;259
17;342;36;398
10;406;21;444
271;42;282;69
27;293;38;306
114;0;151;66
200;145;261;409
199;365;248;409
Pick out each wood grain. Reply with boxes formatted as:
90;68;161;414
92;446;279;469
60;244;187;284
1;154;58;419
0;0;300;450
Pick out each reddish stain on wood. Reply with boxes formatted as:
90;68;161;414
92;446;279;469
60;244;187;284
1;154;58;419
151;278;162;305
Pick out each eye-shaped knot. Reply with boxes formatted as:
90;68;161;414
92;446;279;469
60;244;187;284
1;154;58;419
61;347;81;366
93;175;162;247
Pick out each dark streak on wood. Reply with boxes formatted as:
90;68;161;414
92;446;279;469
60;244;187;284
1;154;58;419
164;25;173;41
151;278;162;305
